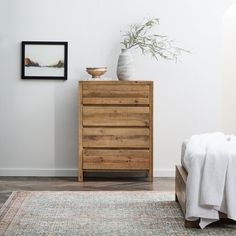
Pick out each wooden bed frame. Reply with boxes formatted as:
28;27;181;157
175;165;233;228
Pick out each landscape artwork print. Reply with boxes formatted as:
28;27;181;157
21;41;68;80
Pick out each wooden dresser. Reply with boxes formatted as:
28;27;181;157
78;81;153;181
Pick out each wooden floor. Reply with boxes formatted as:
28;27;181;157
0;176;174;208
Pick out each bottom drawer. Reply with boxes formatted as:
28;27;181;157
83;149;150;170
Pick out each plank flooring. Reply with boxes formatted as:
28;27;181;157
0;176;174;208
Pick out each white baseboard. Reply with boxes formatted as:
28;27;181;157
0;168;78;177
153;168;175;177
0;168;175;177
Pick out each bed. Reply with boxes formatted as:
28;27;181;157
175;141;232;228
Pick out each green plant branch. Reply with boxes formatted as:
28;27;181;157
120;17;190;61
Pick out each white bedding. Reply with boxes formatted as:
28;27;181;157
183;133;236;228
181;140;188;171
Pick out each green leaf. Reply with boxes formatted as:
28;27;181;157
120;17;190;61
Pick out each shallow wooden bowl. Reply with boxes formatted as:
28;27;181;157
86;67;107;78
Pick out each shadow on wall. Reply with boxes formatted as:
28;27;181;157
54;80;78;173
222;3;236;134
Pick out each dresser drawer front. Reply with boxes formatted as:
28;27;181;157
83;106;150;127
82;84;150;105
83;128;149;148
83;149;150;169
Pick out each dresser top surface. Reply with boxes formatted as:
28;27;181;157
79;80;153;85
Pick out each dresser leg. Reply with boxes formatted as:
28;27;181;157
147;170;153;182
78;171;83;182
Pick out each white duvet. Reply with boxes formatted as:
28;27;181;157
183;132;236;228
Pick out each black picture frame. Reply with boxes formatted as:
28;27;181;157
21;41;68;80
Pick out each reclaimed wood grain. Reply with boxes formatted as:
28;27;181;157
148;82;153;181
82;127;150;148
78;82;83;181
78;81;153;182
83;106;149;127
82;84;150;105
83;149;150;169
83;97;149;105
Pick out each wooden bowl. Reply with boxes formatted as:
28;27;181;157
86;67;107;78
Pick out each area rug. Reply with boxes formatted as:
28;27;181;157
0;191;235;236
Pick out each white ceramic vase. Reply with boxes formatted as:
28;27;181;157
116;49;135;80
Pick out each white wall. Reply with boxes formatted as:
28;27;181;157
0;0;223;177
222;2;236;135
224;0;236;10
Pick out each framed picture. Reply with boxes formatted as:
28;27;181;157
21;41;68;80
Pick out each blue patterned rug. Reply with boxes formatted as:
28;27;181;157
0;191;235;235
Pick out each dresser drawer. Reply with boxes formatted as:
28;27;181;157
82;127;149;148
82;84;150;105
83;149;150;169
83;106;150;127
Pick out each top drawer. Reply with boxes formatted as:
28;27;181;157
81;83;150;105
